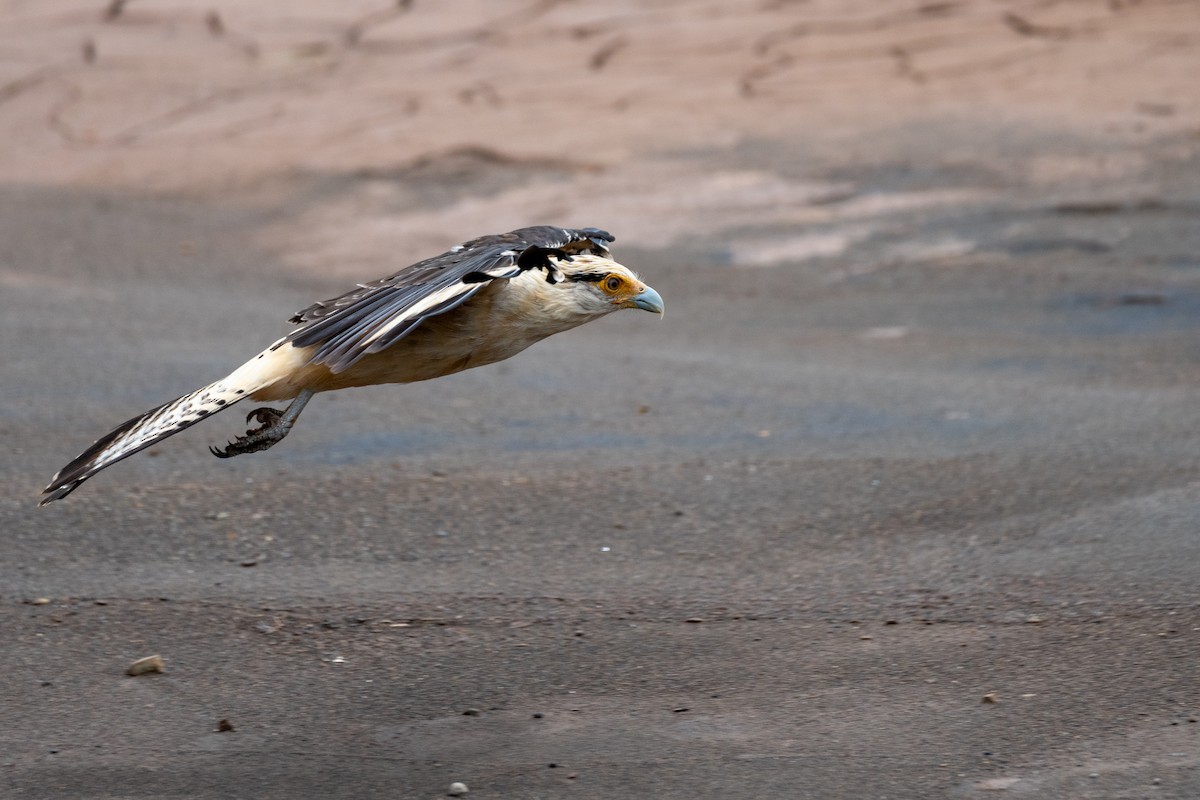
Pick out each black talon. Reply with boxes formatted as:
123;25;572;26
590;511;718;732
210;406;295;459
245;406;284;427
207;392;312;461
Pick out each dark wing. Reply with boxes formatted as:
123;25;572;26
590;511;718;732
280;226;614;374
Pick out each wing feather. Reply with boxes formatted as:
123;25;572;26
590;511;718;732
281;226;613;374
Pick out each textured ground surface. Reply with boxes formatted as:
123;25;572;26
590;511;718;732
3;2;1200;798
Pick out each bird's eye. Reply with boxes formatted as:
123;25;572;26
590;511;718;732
602;275;623;294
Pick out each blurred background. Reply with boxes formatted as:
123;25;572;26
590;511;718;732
4;0;1197;269
4;2;1200;798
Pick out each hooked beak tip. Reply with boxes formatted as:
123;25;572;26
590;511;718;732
631;285;665;317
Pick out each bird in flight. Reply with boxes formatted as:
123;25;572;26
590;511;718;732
41;226;663;505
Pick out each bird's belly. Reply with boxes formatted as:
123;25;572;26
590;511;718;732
248;285;555;402
280;332;534;396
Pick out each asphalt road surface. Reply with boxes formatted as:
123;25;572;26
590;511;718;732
4;138;1200;798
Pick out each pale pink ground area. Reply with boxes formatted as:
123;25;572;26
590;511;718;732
2;0;1198;267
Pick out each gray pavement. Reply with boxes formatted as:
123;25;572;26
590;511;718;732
4;132;1200;798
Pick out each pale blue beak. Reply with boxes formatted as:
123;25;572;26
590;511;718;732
631;285;665;317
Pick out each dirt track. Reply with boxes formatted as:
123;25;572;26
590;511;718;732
3;2;1200;798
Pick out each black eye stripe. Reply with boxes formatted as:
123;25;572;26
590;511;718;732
567;272;609;283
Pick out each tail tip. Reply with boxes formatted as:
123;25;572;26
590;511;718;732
39;479;80;507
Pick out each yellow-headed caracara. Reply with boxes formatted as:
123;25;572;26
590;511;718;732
41;226;663;505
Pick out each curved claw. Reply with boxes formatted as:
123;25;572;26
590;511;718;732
208;394;309;461
246;407;283;426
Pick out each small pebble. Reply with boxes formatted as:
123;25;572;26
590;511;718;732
32;597;51;606
976;777;1020;790
217;719;235;732
532;712;544;719
462;708;480;717
448;781;469;796
982;693;999;704
126;655;165;676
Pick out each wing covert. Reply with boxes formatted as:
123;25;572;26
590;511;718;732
280;226;614;374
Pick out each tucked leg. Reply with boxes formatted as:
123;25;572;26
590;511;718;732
210;390;314;458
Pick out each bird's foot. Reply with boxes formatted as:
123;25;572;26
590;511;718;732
209;407;288;458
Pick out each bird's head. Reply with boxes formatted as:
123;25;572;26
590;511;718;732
551;254;665;319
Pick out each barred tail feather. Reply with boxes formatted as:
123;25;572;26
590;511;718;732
40;381;245;506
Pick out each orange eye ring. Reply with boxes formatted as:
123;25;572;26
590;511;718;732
602;275;623;294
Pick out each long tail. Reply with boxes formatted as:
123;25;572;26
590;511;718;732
39;378;252;505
